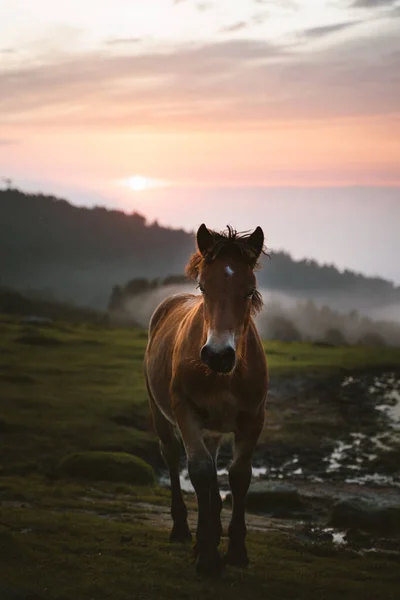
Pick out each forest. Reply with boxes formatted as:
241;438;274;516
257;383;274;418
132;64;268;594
1;187;399;312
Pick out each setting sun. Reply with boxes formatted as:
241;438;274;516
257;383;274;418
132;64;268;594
121;175;170;192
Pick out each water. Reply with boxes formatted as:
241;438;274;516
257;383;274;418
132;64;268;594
321;372;400;486
159;372;400;494
160;465;269;500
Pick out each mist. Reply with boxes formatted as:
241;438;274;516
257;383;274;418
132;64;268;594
109;283;400;347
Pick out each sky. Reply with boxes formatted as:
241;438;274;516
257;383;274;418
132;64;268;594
1;0;400;282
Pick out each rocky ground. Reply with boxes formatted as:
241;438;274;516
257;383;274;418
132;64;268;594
161;368;400;557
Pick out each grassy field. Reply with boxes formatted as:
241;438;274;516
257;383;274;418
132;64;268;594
1;315;400;599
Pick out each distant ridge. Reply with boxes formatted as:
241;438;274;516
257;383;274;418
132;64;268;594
1;188;398;310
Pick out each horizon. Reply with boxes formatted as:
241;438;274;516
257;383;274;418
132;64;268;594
1;0;399;284
3;182;400;287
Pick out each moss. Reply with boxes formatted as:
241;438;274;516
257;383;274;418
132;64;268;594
59;451;156;485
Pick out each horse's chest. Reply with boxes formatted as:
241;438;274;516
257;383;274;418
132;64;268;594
193;390;240;434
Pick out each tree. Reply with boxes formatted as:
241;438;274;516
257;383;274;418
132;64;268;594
1;177;13;189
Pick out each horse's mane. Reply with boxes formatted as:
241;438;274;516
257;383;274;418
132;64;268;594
185;225;269;315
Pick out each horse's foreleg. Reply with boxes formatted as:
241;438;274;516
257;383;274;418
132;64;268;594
149;397;191;543
204;434;223;548
175;408;223;577
225;411;265;567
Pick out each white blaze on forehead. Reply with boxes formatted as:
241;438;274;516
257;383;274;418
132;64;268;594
225;265;234;277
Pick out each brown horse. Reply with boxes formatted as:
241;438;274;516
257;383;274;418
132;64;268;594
144;224;268;577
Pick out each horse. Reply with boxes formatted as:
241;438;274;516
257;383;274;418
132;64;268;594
144;223;269;577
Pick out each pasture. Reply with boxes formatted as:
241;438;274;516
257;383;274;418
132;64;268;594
1;316;400;599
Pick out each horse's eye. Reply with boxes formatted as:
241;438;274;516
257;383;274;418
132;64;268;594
198;284;206;294
245;289;255;299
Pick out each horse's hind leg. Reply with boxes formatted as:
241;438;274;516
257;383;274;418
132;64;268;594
149;397;191;543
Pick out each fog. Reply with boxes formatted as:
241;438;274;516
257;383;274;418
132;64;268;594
110;283;400;347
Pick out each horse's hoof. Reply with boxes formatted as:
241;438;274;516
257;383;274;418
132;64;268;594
169;522;192;543
195;552;224;578
224;547;249;568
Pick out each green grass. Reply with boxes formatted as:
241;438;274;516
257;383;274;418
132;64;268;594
264;339;400;374
1;316;400;599
59;451;157;485
0;318;158;475
1;315;400;475
1;503;399;600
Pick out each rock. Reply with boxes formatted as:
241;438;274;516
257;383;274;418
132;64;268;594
329;498;400;533
226;481;304;516
59;451;156;485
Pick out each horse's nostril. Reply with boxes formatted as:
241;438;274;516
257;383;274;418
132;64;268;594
222;347;235;362
200;344;236;373
200;345;211;364
220;347;236;371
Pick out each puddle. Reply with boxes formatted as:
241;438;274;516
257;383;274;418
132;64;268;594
159;372;400;494
160;465;270;500
320;372;400;486
322;527;348;546
367;372;400;429
376;388;400;430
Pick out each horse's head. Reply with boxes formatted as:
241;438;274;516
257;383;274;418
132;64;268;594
186;224;266;374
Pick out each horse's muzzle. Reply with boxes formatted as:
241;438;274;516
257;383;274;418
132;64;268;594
200;344;236;374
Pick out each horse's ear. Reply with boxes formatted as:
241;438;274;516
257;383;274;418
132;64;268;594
197;223;214;257
247;226;264;259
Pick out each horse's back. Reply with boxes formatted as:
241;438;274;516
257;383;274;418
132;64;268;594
145;292;200;419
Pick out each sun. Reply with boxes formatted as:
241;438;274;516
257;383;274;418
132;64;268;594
120;175;170;192
128;175;149;191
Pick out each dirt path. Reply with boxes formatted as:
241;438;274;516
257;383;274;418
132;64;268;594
131;501;299;536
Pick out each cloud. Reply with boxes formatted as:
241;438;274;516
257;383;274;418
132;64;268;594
352;0;399;7
254;0;296;5
173;0;213;6
221;21;249;33
196;2;213;10
1;27;399;131
302;21;362;38
0;39;283;127
104;38;141;46
220;10;269;31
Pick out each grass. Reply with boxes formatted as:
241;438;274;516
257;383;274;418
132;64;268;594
59;451;156;485
1;315;400;599
1;504;400;600
264;339;400;374
0;318;158;475
2;316;400;475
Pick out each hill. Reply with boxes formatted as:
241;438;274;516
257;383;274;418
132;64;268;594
0;286;105;324
1;187;399;310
